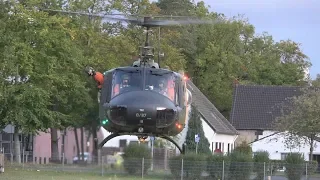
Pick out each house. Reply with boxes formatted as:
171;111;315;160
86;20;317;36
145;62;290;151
230;84;320;161
0;125;105;164
187;81;239;154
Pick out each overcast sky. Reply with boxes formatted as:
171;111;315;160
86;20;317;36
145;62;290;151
199;0;320;79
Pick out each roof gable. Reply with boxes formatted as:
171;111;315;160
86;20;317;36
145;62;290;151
230;84;302;130
187;81;238;135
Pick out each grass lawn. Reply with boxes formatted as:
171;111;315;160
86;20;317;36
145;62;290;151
0;168;164;180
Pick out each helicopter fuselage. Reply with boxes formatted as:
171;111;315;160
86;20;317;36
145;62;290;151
99;66;191;137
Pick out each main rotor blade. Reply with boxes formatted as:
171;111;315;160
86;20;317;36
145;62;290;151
41;9;143;24
41;9;223;27
144;18;222;26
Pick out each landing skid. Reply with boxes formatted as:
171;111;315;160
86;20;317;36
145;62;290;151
98;133;185;154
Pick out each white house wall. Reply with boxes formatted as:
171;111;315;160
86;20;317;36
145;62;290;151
200;117;238;154
252;130;320;161
100;127;149;147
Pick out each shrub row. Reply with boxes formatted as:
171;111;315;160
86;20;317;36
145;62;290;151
168;152;318;180
169;152;253;180
121;143;318;180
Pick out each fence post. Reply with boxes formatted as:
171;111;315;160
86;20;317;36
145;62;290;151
306;162;308;180
151;140;154;171
268;162;272;180
22;151;24;169
101;156;104;176
263;162;266;180
142;157;145;179
222;160;225;180
180;159;184;180
98;149;101;166
62;153;65;171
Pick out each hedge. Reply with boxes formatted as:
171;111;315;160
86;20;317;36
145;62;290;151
207;154;230;180
253;151;270;180
122;143;151;175
169;153;207;180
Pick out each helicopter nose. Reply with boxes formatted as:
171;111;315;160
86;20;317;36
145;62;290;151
107;90;177;126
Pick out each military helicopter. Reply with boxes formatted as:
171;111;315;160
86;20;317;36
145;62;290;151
43;9;219;153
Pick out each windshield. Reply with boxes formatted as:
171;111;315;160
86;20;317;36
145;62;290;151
145;70;176;102
111;69;143;98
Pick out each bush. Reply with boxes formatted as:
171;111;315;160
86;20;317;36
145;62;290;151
253;151;269;180
122;143;151;175
169;154;183;179
307;160;318;174
234;141;252;155
207;154;230;180
169;153;207;180
269;159;285;175
284;153;305;180
228;151;253;180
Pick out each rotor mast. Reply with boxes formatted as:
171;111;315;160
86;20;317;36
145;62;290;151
132;17;160;69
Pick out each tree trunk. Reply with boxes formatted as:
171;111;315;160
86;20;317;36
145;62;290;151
86;131;91;153
51;99;59;163
91;121;98;159
61;128;66;161
74;128;80;160
13;126;21;164
80;127;85;161
50;128;59;162
310;137;314;162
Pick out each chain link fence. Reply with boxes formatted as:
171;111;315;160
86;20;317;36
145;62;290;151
2;152;320;180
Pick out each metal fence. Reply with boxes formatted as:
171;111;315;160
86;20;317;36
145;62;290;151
2;155;320;180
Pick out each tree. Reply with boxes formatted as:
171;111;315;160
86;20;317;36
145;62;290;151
274;84;320;161
0;1;91;163
184;103;211;155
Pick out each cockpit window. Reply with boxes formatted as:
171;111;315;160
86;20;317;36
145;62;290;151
145;70;176;102
111;69;142;98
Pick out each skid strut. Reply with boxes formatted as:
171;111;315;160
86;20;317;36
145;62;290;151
98;133;185;154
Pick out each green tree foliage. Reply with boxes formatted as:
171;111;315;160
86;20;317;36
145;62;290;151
228;151;253;180
207;154;230;180
253;151;269;180
169;153;207;180
157;1;310;118
224;141;253;180
234;141;252;155
0;1;91;162
122;143;151;175
184;103;211;155
284;153;305;180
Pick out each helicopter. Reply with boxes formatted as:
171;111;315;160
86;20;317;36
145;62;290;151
42;9;219;153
